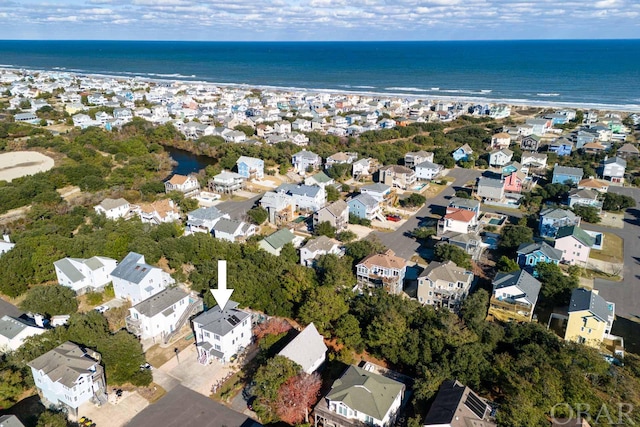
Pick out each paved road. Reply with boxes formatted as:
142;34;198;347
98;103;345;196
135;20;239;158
216;195;261;221
372;168;482;259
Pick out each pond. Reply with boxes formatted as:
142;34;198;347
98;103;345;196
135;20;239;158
164;145;216;176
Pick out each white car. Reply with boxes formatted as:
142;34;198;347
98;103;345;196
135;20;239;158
95;305;109;314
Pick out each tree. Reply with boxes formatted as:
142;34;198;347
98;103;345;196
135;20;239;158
460;289;490;333
603;193;636;212
275;373;322;424
313;221;336;238
499;225;533;252
20;285;78;317
298;286;349;334
496;255;520;273
335;230;357;242
410;226;436;241
36;410;70;427
253;356;301;423
334;313;364;351
247;206;268;225
536;262;578;306
572;205;601;223
253;319;292;342
434;244;472;269
400;193;426;208
326;185;340;202
344;237;386;262
0;365;27;410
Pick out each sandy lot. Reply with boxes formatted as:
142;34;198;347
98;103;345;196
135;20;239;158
0;151;55;182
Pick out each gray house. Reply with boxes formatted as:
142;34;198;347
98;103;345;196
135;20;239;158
476;177;504;202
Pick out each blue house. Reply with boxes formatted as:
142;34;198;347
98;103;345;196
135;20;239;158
517;241;563;269
452;144;473;162
347;194;381;221
552;165;583;186
539;207;581;238
575;129;597;150
548;138;574;157
236;156;264;180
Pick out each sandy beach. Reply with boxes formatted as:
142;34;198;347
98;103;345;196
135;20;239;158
0;151;55;182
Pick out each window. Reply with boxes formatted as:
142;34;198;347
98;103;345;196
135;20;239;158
214;344;221;351
204;331;210;338
365;415;374;423
338;405;348;416
214;334;220;341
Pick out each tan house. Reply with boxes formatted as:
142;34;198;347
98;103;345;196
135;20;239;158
564;288;614;349
164;174;201;196
313;200;349;231
377;165;417;190
417;261;474;312
578;178;609;193
133;199;181;225
356;249;406;295
490;132;511;149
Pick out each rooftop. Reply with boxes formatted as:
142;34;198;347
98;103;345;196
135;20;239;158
27;341;100;388
132;287;188;318
192;301;250;336
492;269;541;307
568;288;612;323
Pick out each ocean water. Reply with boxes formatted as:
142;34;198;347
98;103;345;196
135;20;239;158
0;40;639;109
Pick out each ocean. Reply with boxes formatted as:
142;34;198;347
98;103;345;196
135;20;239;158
0;40;639;110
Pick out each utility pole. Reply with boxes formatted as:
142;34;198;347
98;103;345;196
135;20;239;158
174;347;180;363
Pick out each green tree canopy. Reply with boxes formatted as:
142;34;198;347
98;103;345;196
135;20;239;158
499;224;534;252
433;244;472;269
20;285;78;317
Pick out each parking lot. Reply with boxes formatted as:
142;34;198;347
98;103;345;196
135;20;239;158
77;390;149;427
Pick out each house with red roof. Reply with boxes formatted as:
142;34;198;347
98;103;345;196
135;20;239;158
438;208;478;235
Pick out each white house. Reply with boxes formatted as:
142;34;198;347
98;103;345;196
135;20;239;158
325;152;358;168
314;365;405;427
417;261;474;311
133;199;181;225
437;208;478;235
292;150;321;174
278;322;327;374
601;156;626;184
300;236;343;267
489;148;513;167
125;288;202;342
0;235;16;257
414;161;442;181
110;252;175;305
185;206;230;234
209;171;246;194
275;183;326;212
54;256;117;295
192;301;252;364
0;315;46;353
94;198;131;220
164;174;201;196
28;342;107;417
212;218;257;242
360;183;391;203
404;150;434;169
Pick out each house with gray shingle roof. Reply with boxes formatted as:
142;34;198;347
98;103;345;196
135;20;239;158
186;206;231;234
564;288;615;348
53;256;117;295
110;252;175;304
423;380;496;426
347;193;383;221
28;342;106;417
212;218;257;242
488;269;541;322
552;165;584;186
276;183;326;212
278;322;327;374
260;191;295;225
300;235;343;267
126;287;202;342
0;415;25;427
0;315;46;353
417;260;474;312
539;208;581;238
516;241;563;269
192;301;251;364
94;197;131;220
313;200;349;231
292;149;321;174
314;365;405;427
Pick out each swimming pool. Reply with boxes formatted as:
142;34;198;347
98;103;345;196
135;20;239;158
489;218;504;225
412;183;427;191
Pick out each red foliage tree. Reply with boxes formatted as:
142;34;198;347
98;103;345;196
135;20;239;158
275;373;322;424
253;318;292;341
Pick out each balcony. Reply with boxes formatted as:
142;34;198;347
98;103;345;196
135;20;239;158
125;316;142;336
488;297;534;322
314;403;368;427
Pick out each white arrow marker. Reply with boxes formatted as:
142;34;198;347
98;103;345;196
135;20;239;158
210;260;233;311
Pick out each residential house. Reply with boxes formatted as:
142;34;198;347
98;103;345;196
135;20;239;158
292;118;312;132
516;242;563;269
300;236;343;267
548;137;574;157
164;174;201;196
0;415;25;427
490;133;511;149
292;150;321;174
259;191;295;225
488;269;541;322
521;152;548;171
526;118;552;135
488;148;513;167
503;171;525;193
110;252;175;305
617;143;639;158
356;249;406;295
28;342;106;416
212;219;257;242
448;197;481;220
258;228;304;256
404;150;434;168
54;256;117;295
0;315;46;353
278;323;327;374
192;301;252;364
94;198;131;220
578;178;609;194
554;225;595;266
552;165;583;186
185;206;230;234
352;158;378;180
476;177;504;202
417;261;474;311
568;188;602;211
423;380;496;427
0;235;15;257
501;161;524;177
600;156;626;184
582;141;607;155
520;135;541;151
377;165;416;190
438;208;478;235
209;171;245;194
133;199;181;225
564;288;614;348
360;183;391;203
576;129;598;149
414;161;442;181
314;365;405;427
439;232;483;260
452;144;474;162
347;193;383;221
539;208;581;238
275;184;326;212
314;200;349;231
326;152;358;168
126;288;203;343
236;156;264;180
305;171;335;189
274;120;292;134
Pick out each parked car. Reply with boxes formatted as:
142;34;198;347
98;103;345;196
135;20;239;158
94;305;109;314
386;214;402;222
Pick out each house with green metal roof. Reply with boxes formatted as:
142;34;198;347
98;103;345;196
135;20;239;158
554;225;596;266
258;228;304;256
314;365;405;427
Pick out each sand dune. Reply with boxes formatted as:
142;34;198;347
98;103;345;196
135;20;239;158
0;151;55;182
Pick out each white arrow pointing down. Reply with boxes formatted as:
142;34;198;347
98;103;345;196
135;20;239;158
210;260;233;311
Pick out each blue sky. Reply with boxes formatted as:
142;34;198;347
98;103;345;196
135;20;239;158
0;0;638;40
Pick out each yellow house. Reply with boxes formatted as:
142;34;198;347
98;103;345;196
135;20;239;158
564;288;614;348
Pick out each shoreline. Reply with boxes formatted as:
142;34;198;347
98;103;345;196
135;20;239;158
2;65;640;113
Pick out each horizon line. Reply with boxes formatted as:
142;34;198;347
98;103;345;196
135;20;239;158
0;38;639;43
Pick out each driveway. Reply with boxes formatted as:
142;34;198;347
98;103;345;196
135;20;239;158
78;391;149;427
371;168;482;259
216;195;261;221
